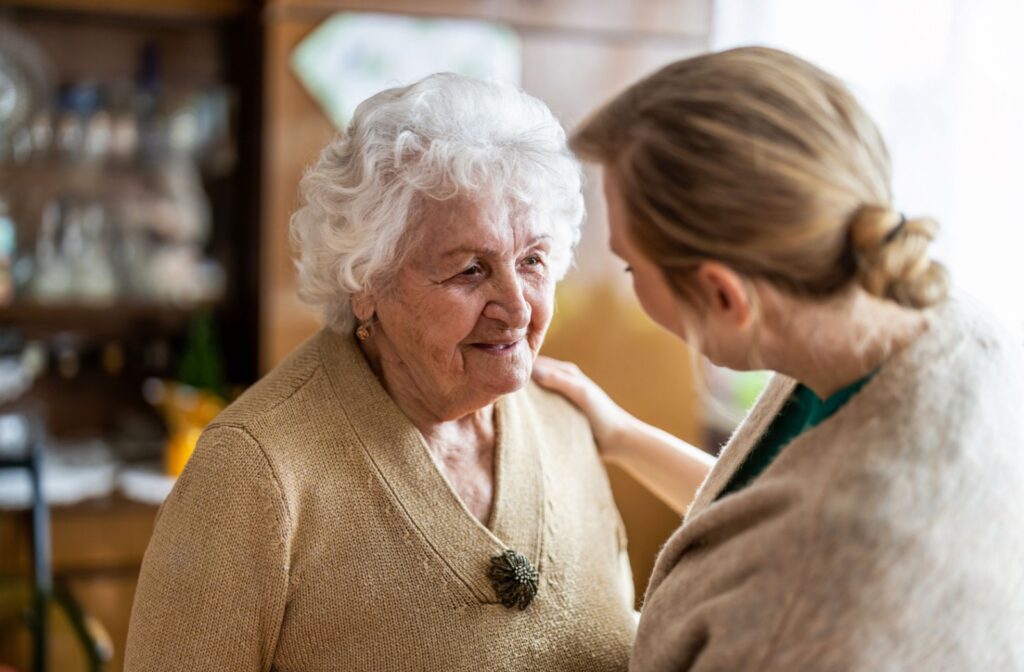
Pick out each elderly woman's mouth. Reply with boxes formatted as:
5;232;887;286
471;340;522;355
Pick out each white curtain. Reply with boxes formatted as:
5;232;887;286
713;0;1024;334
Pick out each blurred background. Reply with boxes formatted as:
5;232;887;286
0;0;1020;670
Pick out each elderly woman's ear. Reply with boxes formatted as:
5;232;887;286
351;293;375;325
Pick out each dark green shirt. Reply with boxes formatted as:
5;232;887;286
716;375;873;499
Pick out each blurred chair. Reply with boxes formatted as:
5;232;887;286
0;331;111;672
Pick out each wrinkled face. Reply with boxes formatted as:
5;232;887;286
371;196;556;417
603;168;689;339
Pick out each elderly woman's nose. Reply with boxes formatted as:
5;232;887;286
483;270;531;329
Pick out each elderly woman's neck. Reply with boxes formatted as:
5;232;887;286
357;335;498;451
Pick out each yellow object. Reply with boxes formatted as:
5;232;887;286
164;425;205;477
146;380;226;477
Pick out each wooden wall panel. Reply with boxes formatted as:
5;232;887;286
520;31;706;282
260;17;334;369
11;15;225;95
265;0;710;39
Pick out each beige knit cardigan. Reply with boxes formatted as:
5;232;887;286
632;295;1024;672
125;329;636;672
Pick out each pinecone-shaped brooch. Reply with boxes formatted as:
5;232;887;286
488;549;539;610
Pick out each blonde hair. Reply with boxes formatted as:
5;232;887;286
572;47;948;312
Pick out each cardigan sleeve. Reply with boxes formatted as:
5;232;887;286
125;425;291;672
634;474;926;672
632;481;825;672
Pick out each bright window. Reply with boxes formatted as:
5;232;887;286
713;0;1024;335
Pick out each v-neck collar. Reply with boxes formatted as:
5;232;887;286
713;374;875;501
316;328;546;604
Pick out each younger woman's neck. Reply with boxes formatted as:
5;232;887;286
760;288;930;399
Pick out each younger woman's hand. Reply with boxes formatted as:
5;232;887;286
531;356;630;457
534;355;714;514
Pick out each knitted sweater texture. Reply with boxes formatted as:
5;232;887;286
125;329;636;671
632;295;1024;672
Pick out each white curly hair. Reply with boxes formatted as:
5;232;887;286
290;72;585;333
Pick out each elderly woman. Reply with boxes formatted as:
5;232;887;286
125;74;636;671
535;47;1024;670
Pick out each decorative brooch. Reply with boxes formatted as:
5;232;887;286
488;549;539;610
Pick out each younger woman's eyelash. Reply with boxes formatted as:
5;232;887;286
624;265;634;274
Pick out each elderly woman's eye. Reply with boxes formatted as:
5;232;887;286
460;264;483;277
522;254;544;268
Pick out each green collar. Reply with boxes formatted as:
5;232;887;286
802;373;875;430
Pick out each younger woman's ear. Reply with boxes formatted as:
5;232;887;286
694;262;753;329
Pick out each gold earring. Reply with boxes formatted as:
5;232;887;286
355;322;370;341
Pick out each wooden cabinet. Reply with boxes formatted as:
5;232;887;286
5;0;247;19
1;2;260;669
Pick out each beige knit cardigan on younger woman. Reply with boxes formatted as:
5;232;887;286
125;329;636;672
632;295;1024;672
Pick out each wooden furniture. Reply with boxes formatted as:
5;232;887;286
0;0;247;19
1;496;158;672
1;2;260;669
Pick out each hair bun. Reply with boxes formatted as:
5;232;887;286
849;205;949;308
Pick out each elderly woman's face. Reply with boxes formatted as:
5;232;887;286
369;196;556;417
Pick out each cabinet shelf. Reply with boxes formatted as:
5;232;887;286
7;0;248;20
0;300;218;337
